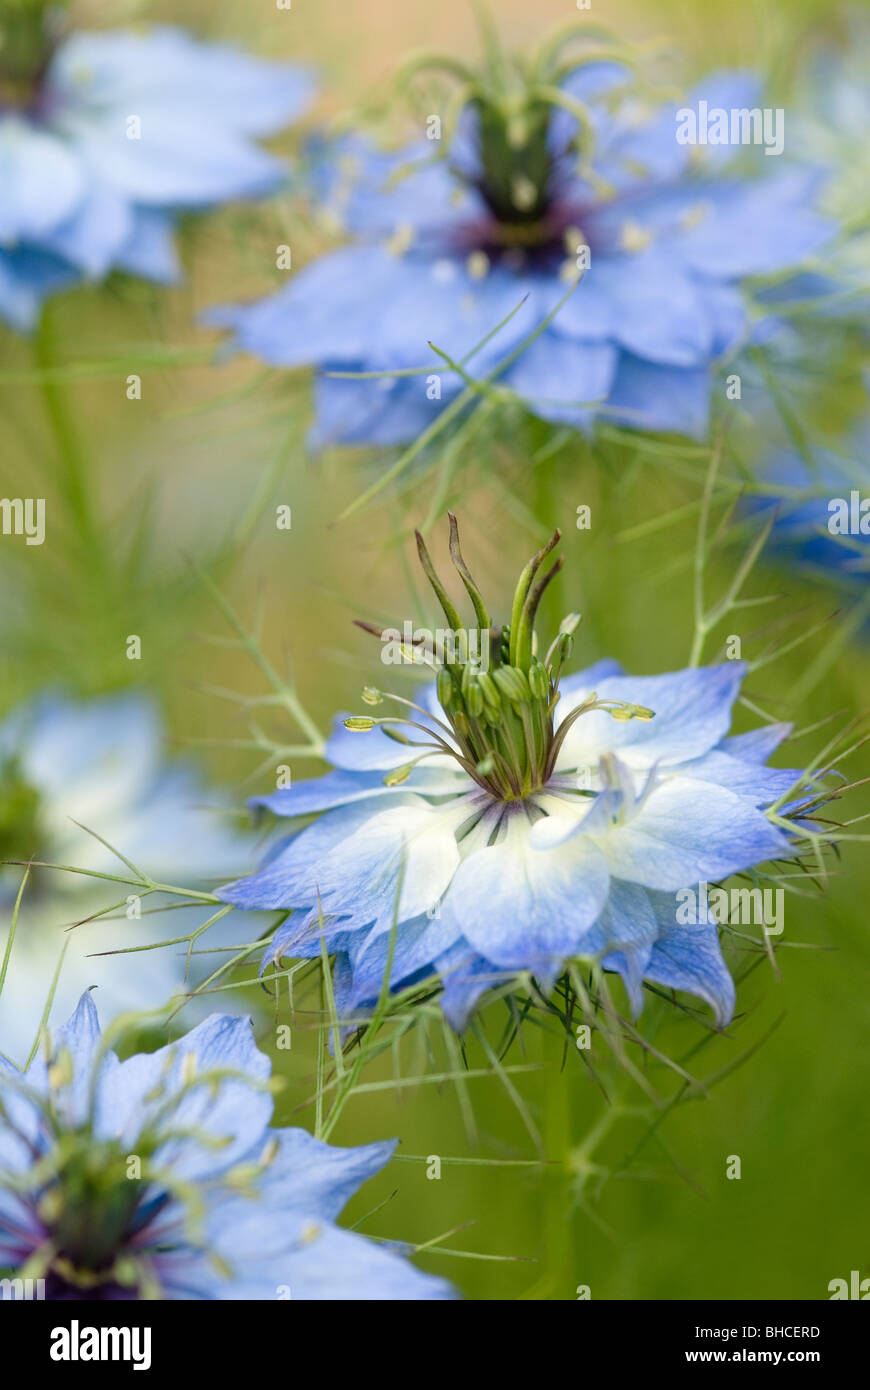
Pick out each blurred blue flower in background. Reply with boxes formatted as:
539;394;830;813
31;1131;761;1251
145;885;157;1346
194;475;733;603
218;523;810;1030
207;45;835;448
0;993;453;1299
0;13;314;330
0;692;256;1061
755;421;870;593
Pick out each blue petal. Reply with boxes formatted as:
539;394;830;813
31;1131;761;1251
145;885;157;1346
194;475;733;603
677;749;802;804
721;723;793;762
582;250;714;367
0;246;77;331
309;368;459;449
259;1129;396;1220
249;766;462;818
114;208;180;282
680;170;835;278
557;663;746;769
644;919;736;1025
605;353;710;437
503;331;617;427
441;815;610;974
593;776;793;890
97;1014;272;1180
436;943;507;1032
0;118;83;241
34;177;132;278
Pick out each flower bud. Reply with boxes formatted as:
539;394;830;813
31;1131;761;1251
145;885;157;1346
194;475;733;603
492;665;531;703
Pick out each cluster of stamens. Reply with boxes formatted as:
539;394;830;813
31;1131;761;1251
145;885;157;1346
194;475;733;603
383;19;655;255
346;515;654;802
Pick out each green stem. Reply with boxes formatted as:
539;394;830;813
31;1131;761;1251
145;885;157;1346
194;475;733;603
542;1026;574;1298
35;303;108;582
532;448;575;1298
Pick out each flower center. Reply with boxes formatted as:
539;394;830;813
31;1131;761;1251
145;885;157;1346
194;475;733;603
0;1;63;111
388;19;642;255
470;93;558;236
348;515;654;803
37;1134;152;1289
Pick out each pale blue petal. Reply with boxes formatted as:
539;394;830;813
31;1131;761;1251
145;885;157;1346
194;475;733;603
593;776;793;890
644;919;736;1025
680;170;834;278
114;208;180;282
258;1129;396;1220
502;332;617;426
557;663;745;769
436;944;506;1032
249;767;463;818
97;1014;272;1179
721;723;792;761
34;176;132;277
606;354;711;437
0;118;84;241
440;817;610;973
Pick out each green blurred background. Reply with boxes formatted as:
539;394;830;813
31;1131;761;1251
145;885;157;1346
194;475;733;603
1;0;868;1300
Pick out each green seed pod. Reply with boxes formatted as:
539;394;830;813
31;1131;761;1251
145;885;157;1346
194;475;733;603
528;660;549;700
477;670;501;711
436;666;455;709
492;665;531;703
465;682;484;720
453;710;470;738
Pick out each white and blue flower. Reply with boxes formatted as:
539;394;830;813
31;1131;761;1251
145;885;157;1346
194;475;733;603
207;38;834;447
0;692;257;1059
0;993;453;1299
0;12;313;329
218;519;807;1030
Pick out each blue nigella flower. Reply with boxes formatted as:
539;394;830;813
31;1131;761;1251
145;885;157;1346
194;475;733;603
755;421;870;592
206;29;835;448
0;992;453;1298
218;517;809;1031
0;691;257;1060
0;11;314;330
